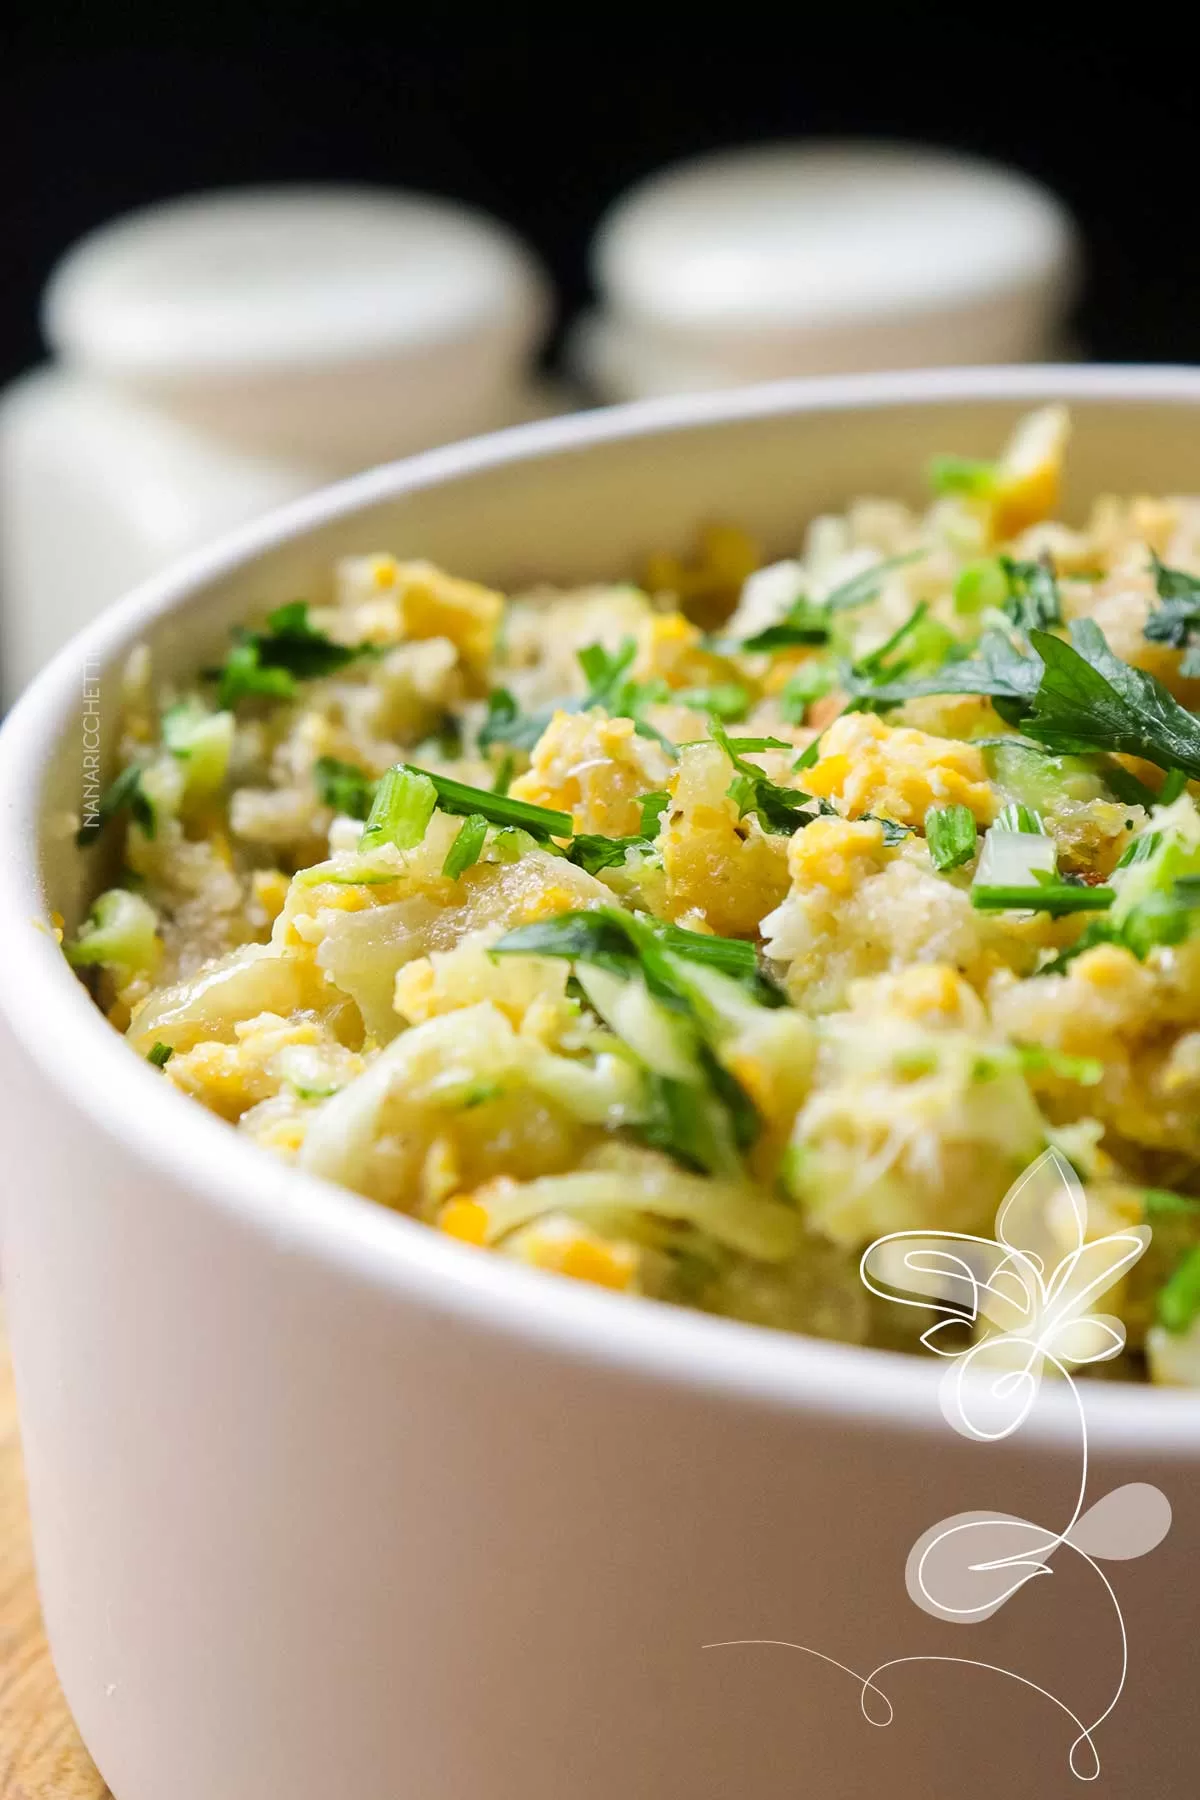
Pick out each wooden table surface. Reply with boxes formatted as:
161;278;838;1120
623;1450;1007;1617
0;1312;109;1798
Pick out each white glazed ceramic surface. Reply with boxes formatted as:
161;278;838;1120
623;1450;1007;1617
1;369;1199;1800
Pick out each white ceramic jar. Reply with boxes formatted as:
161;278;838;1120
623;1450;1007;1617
0;186;553;702
570;142;1079;401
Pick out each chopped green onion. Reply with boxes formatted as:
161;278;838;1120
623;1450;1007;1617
994;801;1047;835
442;814;489;878
1015;1044;1103;1085
971;883;1115;916
954;559;1008;615
740;552;924;653
925;804;978;872
65;888;160;975
491;752;515;796
404;765;572;840
162;701;235;800
147;1041;174;1069
359;766;438;853
927;453;996;498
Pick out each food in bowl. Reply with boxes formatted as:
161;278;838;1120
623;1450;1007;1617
64;406;1200;1382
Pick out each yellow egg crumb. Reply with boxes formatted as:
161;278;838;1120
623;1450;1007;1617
786;815;887;896
438;1196;490;1245
804;712;996;828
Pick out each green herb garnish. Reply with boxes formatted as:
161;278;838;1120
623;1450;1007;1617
925;804;978;872
76;762;156;847
999;555;1062;632
740;551;924;654
1144;554;1200;677
493;907;783;1006
1157;1244;1200;1334
677;683;752;722
477;687;564;753
928;453;996;498
442;814;489;878
215;602;378;708
576;637;676;752
847;616;1200;784
566;833;656;875
639;790;671;836
312;756;377;821
396;765;572;842
712;723;812;835
778;657;836;724
971;882;1115;916
358;766;438;853
147;1041;174;1069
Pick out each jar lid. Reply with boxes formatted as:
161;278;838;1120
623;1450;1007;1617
43;185;550;385
591;142;1077;353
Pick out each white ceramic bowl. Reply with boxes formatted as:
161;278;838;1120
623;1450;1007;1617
2;367;1199;1800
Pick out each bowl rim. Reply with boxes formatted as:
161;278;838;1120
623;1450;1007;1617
5;361;1200;1454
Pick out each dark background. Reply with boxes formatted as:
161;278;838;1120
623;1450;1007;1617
0;20;1186;390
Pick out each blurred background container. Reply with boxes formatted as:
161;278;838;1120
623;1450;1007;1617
0;22;1188;698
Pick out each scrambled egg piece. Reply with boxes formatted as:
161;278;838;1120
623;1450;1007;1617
338;556;502;690
804;712;997;828
634;609;747;694
764;825;1003;1011
511;709;672;837
991;939;1200;1158
166;1012;328;1121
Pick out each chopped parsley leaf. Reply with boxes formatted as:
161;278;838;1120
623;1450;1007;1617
712;723;812;835
312;756;377;821
847;615;1200;783
215;602;379;707
577;637;676;752
740;551;924;654
477;687;564;753
639;790;671;836
1143;553;1200;677
999;554;1062;632
567;833;657;874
